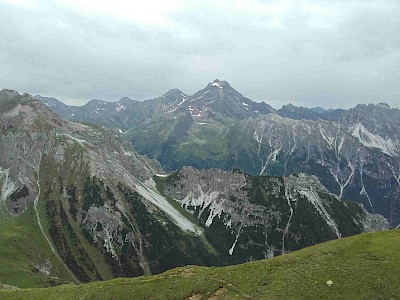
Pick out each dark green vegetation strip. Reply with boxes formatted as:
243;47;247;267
1;229;399;299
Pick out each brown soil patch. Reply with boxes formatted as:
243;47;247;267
209;287;226;299
187;293;203;300
181;267;195;277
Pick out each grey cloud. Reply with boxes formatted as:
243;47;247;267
0;0;399;109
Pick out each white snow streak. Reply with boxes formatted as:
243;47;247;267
289;125;298;155
319;128;334;148
282;184;294;254
329;161;355;199
229;224;243;255
394;171;400;187
116;103;126;112
155;174;169;178
298;188;341;238
260;147;281;175
359;163;374;212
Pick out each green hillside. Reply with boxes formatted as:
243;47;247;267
1;229;399;300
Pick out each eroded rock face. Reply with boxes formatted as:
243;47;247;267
232;112;400;226
163;167;389;260
0;132;53;214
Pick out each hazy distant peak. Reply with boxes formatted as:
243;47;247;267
118;96;137;103
282;103;297;109
85;99;108;106
377;103;391;109
163;88;186;97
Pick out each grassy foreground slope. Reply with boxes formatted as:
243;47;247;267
1;229;399;300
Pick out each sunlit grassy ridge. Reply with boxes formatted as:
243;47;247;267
1;229;399;299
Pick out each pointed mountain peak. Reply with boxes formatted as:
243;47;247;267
0;89;21;99
282;103;297;109
188;79;275;120
118;96;138;104
209;79;231;89
192;79;240;100
161;88;187;106
163;88;186;98
119;96;133;101
84;99;108;107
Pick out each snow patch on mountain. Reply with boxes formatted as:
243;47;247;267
176;96;187;106
116;103;126;112
212;82;223;88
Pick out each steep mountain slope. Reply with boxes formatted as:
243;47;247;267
0;89;387;289
158;167;387;258
2;229;400;300
1;90;216;287
36;83;400;228
228;111;400;225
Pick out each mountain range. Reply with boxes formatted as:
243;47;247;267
37;80;400;227
0;89;387;288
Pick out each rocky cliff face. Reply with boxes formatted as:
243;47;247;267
160;167;387;260
1;89;388;288
228;110;400;225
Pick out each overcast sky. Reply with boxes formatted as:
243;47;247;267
1;0;399;108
